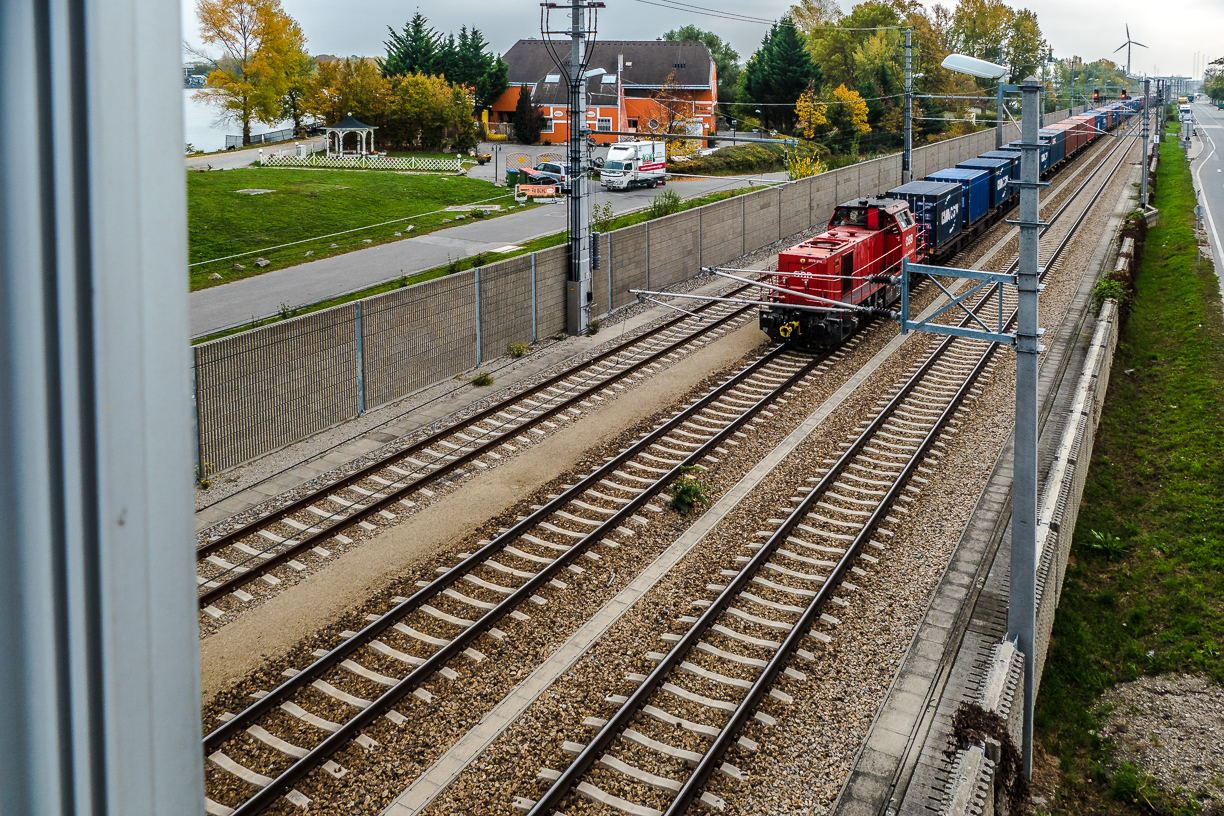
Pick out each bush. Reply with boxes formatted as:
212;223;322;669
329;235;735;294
646;189;683;219
471;373;494;387
195;462;213;489
586;318;601;336
592;201;616;233
668;465;712;513
508;342;529;358
1092;276;1128;314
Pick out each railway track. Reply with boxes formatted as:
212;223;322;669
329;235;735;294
196;116;1140;619
202;337;867;815
199;114;1140;816
196;291;756;615
519;120;1139;816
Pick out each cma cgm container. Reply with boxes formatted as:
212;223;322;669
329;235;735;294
1039;129;1066;165
926;167;991;226
887;180;962;254
980;150;1020;181
957;157;1013;208
1005;141;1050;175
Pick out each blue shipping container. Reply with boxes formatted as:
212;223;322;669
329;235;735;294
1005;142;1050;175
1039;129;1065;165
956;158;1013;208
887;181;963;252
926;168;991;226
979;150;1020;181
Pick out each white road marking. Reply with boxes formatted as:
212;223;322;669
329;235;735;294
1192;127;1223;275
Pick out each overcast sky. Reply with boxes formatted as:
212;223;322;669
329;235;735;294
181;0;1223;80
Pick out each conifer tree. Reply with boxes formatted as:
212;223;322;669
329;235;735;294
513;84;541;144
381;11;438;77
475;56;510;113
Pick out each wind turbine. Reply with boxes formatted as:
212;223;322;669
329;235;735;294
1114;24;1147;76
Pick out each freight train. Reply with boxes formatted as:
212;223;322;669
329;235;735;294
758;100;1141;349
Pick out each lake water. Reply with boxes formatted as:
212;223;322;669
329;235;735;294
183;89;291;153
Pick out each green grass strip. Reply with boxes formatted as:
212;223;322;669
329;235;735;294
1033;121;1224;809
187;168;522;291
191;184;758;345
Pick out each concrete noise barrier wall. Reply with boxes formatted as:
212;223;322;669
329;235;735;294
194;115;1066;472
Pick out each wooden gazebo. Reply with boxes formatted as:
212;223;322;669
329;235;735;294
325;113;376;156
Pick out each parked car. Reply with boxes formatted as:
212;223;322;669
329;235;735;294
532;161;571;190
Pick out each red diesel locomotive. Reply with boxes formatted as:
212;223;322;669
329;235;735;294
758;196;917;349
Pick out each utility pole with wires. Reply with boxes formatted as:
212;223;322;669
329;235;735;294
902;28;914;185
541;0;605;336
1141;77;1151;207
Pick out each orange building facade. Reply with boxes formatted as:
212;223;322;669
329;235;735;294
489;40;718;145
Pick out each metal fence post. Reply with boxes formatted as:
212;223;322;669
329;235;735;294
645;221;650;291
191;350;202;471
531;253;537;342
474;268;483;365
697;207;702;270
355;302;365;415
742;194;747;256
609;232;616;318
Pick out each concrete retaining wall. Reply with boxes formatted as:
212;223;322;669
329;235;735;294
195;113;1071;471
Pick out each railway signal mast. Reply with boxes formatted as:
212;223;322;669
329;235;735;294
541;0;605;336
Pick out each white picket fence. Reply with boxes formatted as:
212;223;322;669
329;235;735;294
262;152;464;172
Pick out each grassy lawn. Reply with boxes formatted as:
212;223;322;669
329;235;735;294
1033;123;1224;812
191;183;762;344
187;168;523;291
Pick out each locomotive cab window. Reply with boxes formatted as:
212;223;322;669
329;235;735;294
896;210;914;230
831;207;868;227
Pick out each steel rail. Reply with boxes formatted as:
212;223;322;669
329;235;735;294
204;340;797;750
664;338;991;815
664;112;1144;812
529;124;1140;814
196;286;751;562
526;307;969;816
213;344;833;816
197;301;755;607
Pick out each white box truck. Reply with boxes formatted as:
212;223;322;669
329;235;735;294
599;140;667;190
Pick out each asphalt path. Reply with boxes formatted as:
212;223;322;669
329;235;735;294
1191;102;1224;300
188;142;786;337
184;136;327;172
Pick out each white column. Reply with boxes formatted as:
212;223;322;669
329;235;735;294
0;0;203;813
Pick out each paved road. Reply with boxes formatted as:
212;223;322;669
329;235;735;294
185;136;328;172
188;146;786;336
1191;102;1224;299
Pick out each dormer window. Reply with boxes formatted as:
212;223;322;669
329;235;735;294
544;73;560;83
601;74;617;84
674;62;686;69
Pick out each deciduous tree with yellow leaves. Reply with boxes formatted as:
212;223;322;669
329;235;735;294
795;80;828;139
193;0;308;145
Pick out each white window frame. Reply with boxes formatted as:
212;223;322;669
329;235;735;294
597;117;612;132
540;117;554;133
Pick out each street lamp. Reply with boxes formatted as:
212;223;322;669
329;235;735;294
941;53;1009;148
731;119;737;144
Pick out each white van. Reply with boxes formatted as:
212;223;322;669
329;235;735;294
600;141;667;190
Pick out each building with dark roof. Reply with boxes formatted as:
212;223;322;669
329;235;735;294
488;39;718;144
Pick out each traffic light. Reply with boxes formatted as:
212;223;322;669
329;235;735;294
1093;88;1100;102
1121;89;1129;100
